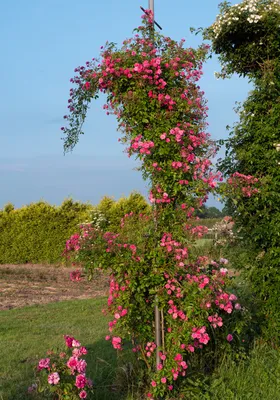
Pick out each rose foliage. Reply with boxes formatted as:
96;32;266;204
62;11;249;398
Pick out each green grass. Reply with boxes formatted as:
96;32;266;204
0;298;121;400
1;298;280;400
208;343;280;400
195;238;214;247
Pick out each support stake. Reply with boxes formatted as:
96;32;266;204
155;303;161;366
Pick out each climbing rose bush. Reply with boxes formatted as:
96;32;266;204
62;10;248;399
62;10;221;213
64;214;248;399
227;172;260;197
28;336;93;399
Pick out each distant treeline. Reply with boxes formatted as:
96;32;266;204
195;205;228;219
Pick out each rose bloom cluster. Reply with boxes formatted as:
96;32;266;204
61;9;220;211
86;222;242;397
29;335;93;399
227;172;260;197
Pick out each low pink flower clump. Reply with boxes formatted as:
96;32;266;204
32;335;93;399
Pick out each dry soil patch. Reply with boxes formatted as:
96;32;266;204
0;264;108;310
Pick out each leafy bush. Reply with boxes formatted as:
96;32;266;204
204;0;280;78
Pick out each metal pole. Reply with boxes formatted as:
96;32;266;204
155;303;161;366
149;0;154;15
148;0;162;369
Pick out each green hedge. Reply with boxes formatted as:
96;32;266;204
0;199;91;264
0;193;150;265
94;192;151;232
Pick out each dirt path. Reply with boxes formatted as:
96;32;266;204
0;264;109;310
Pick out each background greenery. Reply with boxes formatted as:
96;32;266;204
0;193;150;265
203;0;280;344
0;194;224;265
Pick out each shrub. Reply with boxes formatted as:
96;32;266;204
0;194;150;265
204;0;280;78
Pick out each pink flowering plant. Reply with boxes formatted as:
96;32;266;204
62;11;252;398
64;213;248;398
29;336;93;399
226;172;261;199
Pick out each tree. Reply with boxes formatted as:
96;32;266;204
196;205;222;219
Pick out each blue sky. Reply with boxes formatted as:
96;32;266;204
0;0;249;209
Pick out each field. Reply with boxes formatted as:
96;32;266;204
0;264;108;310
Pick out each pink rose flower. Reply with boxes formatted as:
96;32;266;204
75;374;87;389
227;334;233;342
38;358;50;370
48;372;60;385
77;359;87;373
64;335;74;348
79;390;87;399
72;339;81;347
112;336;122;350
67;356;78;372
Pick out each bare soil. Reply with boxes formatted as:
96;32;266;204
0;264;109;310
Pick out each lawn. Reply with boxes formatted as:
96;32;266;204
0;298;121;400
1;297;280;400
